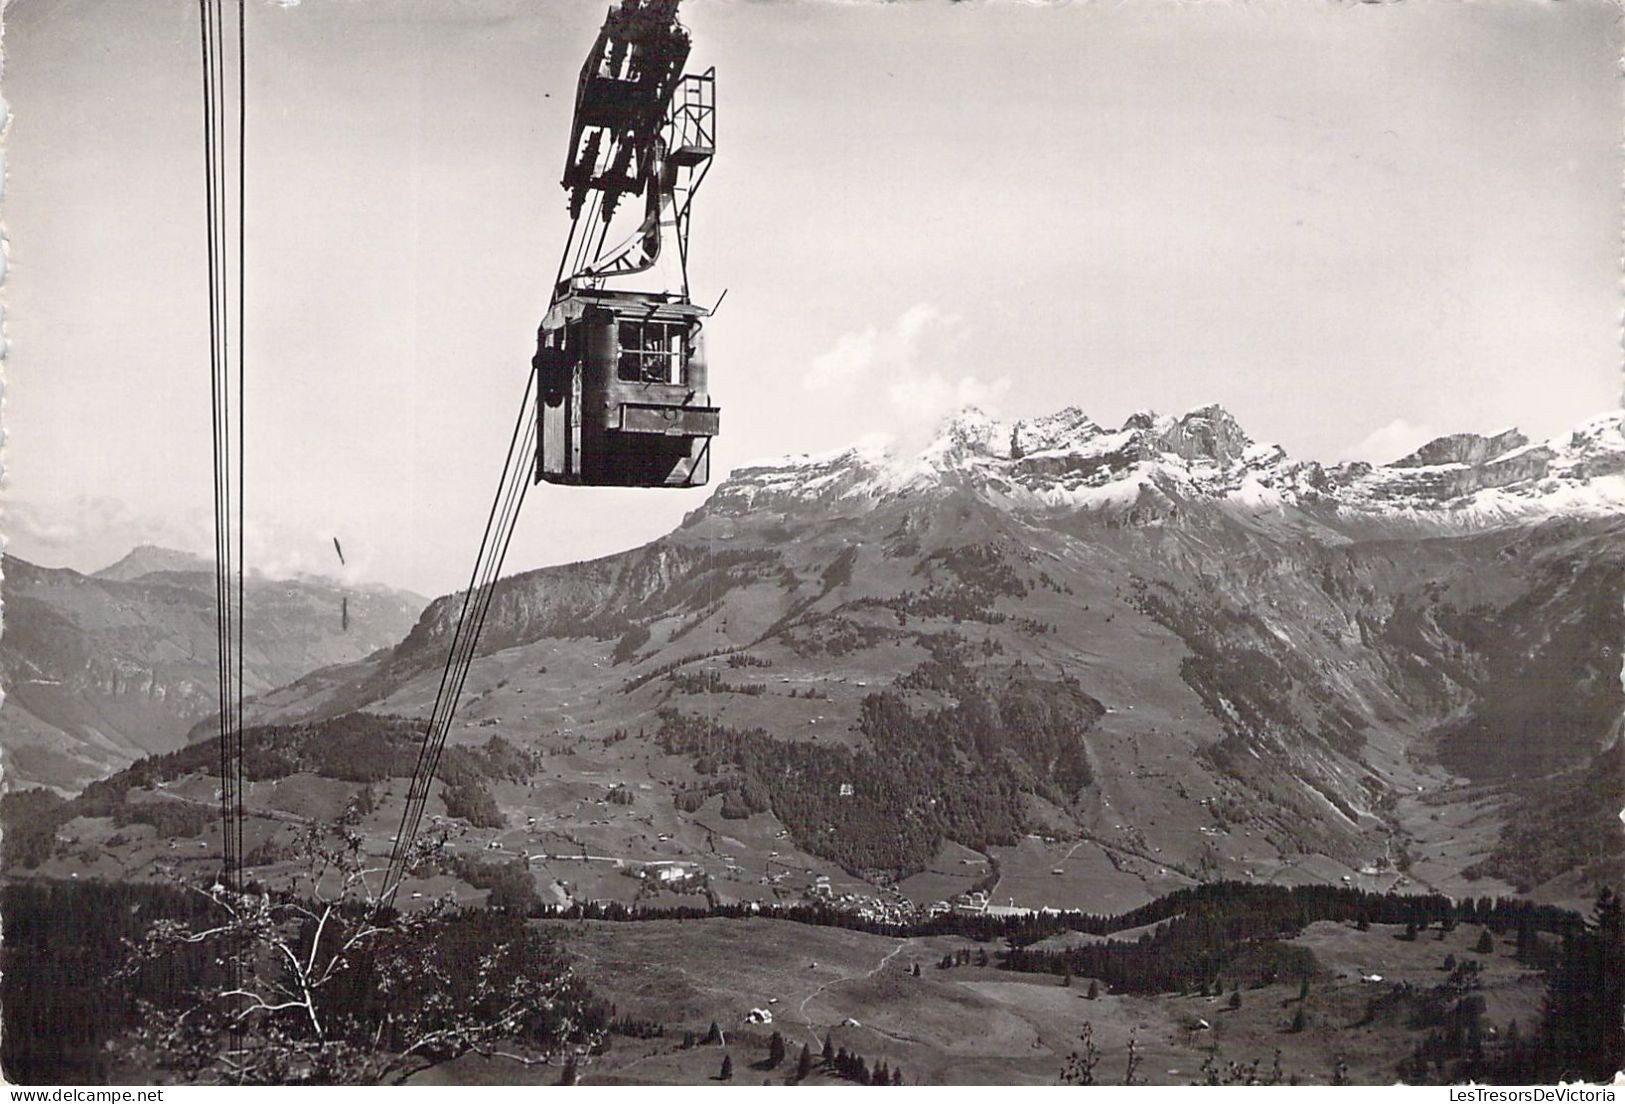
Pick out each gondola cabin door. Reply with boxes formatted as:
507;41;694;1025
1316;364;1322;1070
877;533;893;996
535;290;718;488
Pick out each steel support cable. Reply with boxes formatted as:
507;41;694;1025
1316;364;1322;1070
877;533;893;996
419;416;536;786
198;0;249;1078
209;3;231;881
392;424;531;869
422;399;535;750
210;0;232;888
390;378;533;847
397;430;535;892
200;0;233;1056
211;1;232;867
406;406;534;853
383;372;537;901
433;415;536;746
385;416;534;898
199;0;231;878
552;214;581;296
234;0;247;894
569;190;603;281
396;408;535;873
209;0;231;886
200;0;248;893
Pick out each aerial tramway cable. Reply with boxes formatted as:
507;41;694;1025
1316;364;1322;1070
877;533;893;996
196;1;250;1080
383;371;538;901
198;0;247;897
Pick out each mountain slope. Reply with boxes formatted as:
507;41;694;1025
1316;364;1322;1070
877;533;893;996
81;406;1625;911
0;551;425;792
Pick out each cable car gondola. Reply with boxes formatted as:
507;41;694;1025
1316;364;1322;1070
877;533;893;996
534;0;718;488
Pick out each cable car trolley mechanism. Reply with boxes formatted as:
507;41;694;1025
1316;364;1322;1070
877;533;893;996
534;0;719;488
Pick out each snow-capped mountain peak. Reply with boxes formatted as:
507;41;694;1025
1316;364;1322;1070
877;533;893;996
702;404;1625;534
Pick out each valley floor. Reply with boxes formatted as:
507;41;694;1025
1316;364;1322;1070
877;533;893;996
408;914;1546;1087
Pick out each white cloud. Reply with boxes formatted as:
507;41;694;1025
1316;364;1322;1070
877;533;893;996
888;372;1011;430
805;302;950;393
1335;418;1441;465
804;302;1010;442
3;496;209;573
3;494;386;589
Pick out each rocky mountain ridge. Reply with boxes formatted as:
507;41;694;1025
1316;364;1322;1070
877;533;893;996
701;405;1625;534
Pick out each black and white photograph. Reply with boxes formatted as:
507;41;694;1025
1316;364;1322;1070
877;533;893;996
1;0;1621;1088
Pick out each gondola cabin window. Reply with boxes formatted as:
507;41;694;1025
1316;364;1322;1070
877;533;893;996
618;320;686;384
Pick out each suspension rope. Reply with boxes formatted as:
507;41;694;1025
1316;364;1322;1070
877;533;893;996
383;370;538;901
569;189;605;285
199;0;229;885
197;0;249;1080
234;0;247;896
198;0;246;896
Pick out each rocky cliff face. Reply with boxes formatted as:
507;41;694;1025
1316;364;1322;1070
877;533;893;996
0;553;425;792
1391;427;1530;469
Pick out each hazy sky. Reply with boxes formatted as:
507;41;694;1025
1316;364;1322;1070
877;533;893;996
4;0;1619;597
